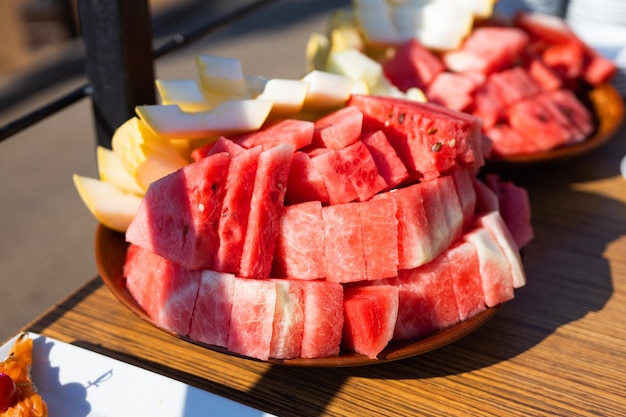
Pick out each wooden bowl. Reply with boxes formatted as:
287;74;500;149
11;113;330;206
487;83;624;167
96;225;500;367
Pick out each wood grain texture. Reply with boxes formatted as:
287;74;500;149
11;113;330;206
12;104;626;416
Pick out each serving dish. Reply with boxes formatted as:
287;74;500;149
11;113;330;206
0;332;273;416
487;83;624;167
96;224;500;367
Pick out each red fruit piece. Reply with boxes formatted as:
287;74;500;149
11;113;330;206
0;373;17;412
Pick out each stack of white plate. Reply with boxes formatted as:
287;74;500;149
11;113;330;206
493;0;568;18
565;0;626;27
567;20;626;96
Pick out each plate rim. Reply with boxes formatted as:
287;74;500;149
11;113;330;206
95;225;500;368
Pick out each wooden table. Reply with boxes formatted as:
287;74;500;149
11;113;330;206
11;112;625;416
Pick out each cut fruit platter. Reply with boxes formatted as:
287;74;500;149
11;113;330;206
75;1;623;366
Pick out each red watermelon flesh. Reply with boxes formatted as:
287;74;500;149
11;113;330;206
507;95;574;151
489;66;542;106
542;41;586;80
349;95;480;180
388;253;461;340
445;241;486;321
342;285;399;359
382;38;445;92
239;144;294;279
419;176;463;257
550;88;594;140
425;71;484;112
442;27;530;75
514;11;576;45
472;176;499;215
310;149;359;205
375;184;433;270
215;146;262;274
485;174;534;249
231;118;314;151
301;280;344;359
124;244;201;336
336;140;388;202
486;123;542;157
476;211;526;288
452;167;477;231
313;105;363;150
272;201;326;280
470;81;506;129
360;130;409;189
126;152;231;270
535;92;586;143
191;136;244;161
188;269;236;348
463;228;515;307
322;202;366;283
227;278;276;361
583;53;617;86
526;58;563;91
284;151;329;205
359;198;399;280
270;279;305;359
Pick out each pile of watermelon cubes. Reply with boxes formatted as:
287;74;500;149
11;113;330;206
382;12;617;157
124;94;533;361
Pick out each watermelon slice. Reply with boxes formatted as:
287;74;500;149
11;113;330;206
445;241;486;321
382;38;445;92
188;269;236;348
485;174;534;249
270;279;305;359
300;280;344;359
486;123;540;157
473;176;499;215
322;202;366;283
342;285;399;359
375;184;433;270
284;151;329;205
336;140;388;202
227;278;277;361
124;244;202;336
452;167;477;231
550;88;593;140
239;144;294;279
313;105;363;150
476;211;526;288
231;118;314;151
310;149;359;205
359;198;399;280
463;228;515;308
388;253;461;340
470;81;506;129
425;71;484;112
215;146;262;274
526;58;563;91
191;136;244;161
418;176;462;258
126;152;231;270
360;129;409;189
272;201;326;280
489;66;542;106
442;27;530;75
349;95;482;180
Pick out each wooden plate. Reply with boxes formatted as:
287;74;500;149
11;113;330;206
96;224;500;367
487;83;624;167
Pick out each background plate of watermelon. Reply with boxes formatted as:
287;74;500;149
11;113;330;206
95;225;500;367
485;83;624;166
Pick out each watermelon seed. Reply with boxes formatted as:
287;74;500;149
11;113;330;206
198;203;205;212
398;112;405;124
431;142;443;152
448;139;456;147
427;128;438;135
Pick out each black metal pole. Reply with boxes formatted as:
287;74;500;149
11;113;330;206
77;0;156;149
